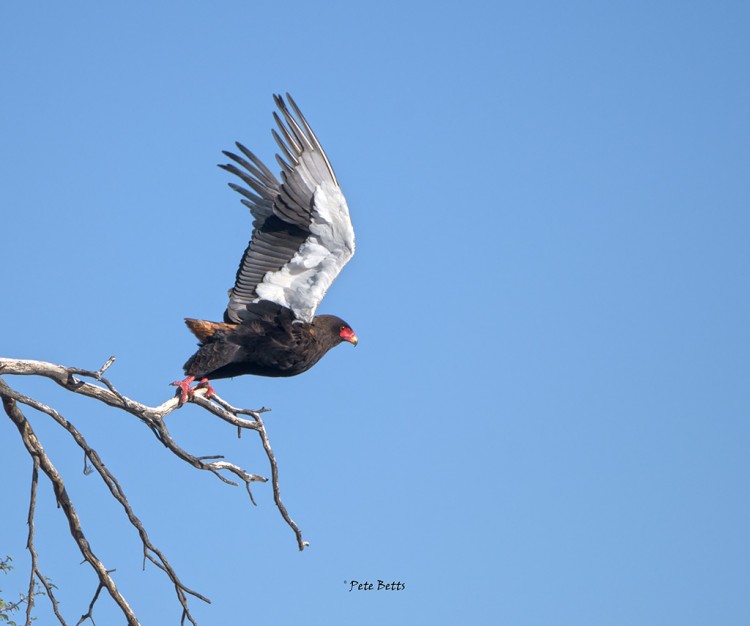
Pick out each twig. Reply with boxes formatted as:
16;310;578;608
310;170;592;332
208;394;306;549
255;412;308;551
76;581;104;626
25;458;68;625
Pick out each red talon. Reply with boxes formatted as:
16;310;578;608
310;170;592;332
171;375;196;404
170;376;216;403
197;378;216;399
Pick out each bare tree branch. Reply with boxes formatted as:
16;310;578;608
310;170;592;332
2;390;140;625
0;356;308;625
208;393;306;549
24;456;69;626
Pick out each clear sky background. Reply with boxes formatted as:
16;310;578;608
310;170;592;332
1;1;749;624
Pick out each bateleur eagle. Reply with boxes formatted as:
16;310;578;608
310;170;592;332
173;94;357;402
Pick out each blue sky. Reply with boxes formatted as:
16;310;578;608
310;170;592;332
1;1;749;624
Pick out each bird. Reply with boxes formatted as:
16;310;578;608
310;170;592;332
172;94;357;403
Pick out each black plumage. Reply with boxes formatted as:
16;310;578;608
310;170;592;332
183;303;355;380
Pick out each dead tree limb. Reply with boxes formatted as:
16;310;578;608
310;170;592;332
2;390;139;625
0;356;307;626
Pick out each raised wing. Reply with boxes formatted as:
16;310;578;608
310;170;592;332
220;94;355;324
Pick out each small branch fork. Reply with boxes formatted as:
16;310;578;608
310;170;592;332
0;357;307;626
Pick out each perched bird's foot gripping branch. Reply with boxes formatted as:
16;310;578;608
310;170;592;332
171;375;215;404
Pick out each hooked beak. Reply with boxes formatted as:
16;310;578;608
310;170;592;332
340;327;358;346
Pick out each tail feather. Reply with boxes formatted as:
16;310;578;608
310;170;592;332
185;318;238;343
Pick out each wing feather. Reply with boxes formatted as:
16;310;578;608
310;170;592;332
272;128;300;166
285;94;339;185
221;94;354;324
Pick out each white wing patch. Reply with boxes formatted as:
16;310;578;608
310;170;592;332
255;181;355;322
221;95;356;324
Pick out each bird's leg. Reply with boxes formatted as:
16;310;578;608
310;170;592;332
170;375;196;404
196;377;216;399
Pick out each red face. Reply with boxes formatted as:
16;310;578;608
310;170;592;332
339;325;358;346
